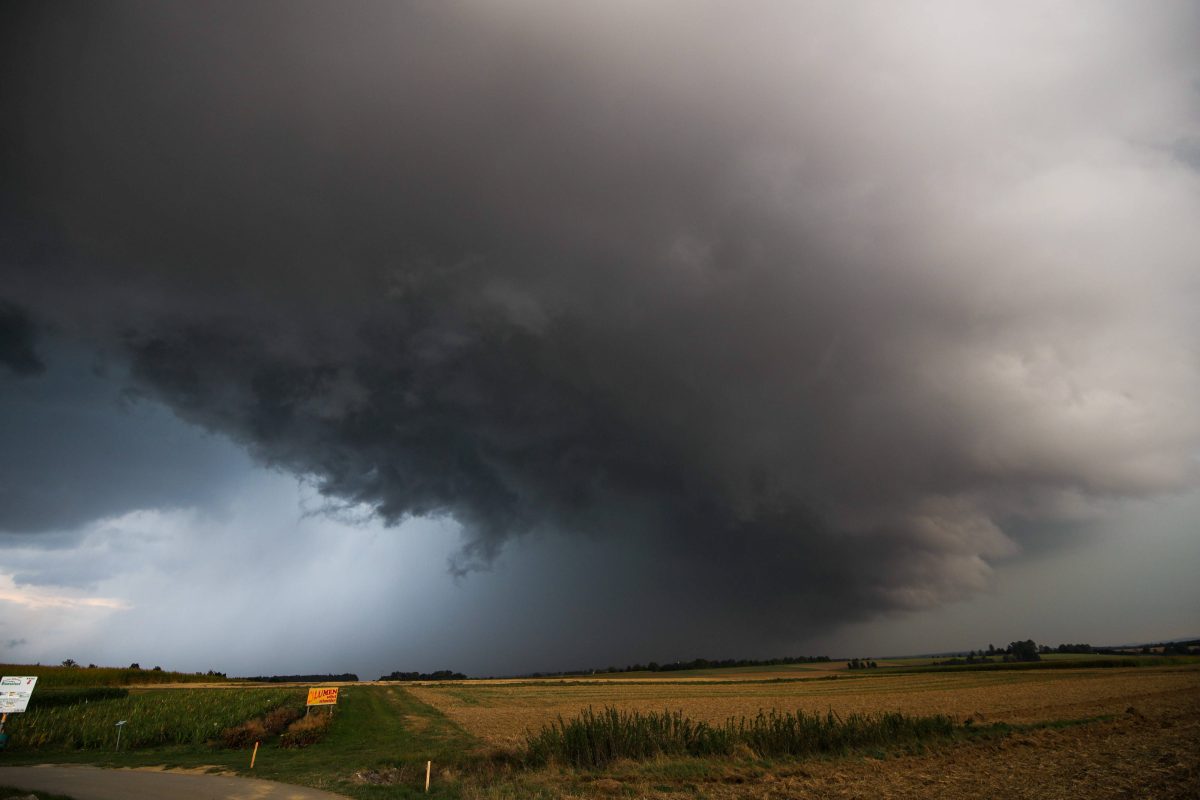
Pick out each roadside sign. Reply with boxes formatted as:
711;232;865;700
306;687;339;706
0;676;37;713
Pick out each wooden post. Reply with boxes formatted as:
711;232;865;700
251;740;260;768
425;760;431;792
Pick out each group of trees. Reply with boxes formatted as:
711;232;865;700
846;658;878;670
970;641;1041;662
935;640;1041;666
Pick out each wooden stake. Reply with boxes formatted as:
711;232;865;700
251;740;260;768
425;760;431;792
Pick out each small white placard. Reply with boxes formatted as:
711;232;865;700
0;676;39;713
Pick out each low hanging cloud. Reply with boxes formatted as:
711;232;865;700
2;2;1198;641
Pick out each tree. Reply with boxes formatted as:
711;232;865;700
61;658;78;668
1008;640;1041;662
129;663;141;670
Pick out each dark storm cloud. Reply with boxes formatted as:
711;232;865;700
2;2;1198;642
0;347;254;535
0;301;44;376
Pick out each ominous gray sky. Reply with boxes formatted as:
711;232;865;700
1;2;1198;676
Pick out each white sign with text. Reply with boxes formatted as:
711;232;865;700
0;676;38;713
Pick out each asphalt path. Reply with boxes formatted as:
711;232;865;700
0;765;350;800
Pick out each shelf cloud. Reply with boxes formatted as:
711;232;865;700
2;2;1198;647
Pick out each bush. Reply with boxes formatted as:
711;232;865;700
263;705;303;734
279;711;332;748
217;703;303;748
220;719;268;749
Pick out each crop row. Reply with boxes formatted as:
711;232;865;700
4;688;303;750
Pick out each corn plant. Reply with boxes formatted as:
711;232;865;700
4;688;302;751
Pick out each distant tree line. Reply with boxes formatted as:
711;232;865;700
846;658;877;670
1117;639;1199;656
936;640;1041;665
931;637;1199;667
58;660;224;676
520;655;832;678
244;673;359;683
631;656;831;673
380;670;467;681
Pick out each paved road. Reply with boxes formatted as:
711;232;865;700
0;765;350;800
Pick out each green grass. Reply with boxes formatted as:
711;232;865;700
0;686;480;800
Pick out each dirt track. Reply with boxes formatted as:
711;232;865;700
0;765;349;800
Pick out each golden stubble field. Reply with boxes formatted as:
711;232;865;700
415;665;1200;799
408;665;1200;749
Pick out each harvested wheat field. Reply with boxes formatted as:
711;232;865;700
438;665;1200;799
534;697;1200;800
409;665;1200;748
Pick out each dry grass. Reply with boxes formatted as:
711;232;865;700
278;709;333;748
409;665;1200;749
448;666;1200;799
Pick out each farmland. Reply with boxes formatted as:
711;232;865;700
406;662;1200;748
0;662;226;688
0;660;1196;798
4;688;301;750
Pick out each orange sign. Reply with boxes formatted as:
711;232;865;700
306;687;339;706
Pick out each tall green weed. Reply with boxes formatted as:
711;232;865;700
524;706;957;768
